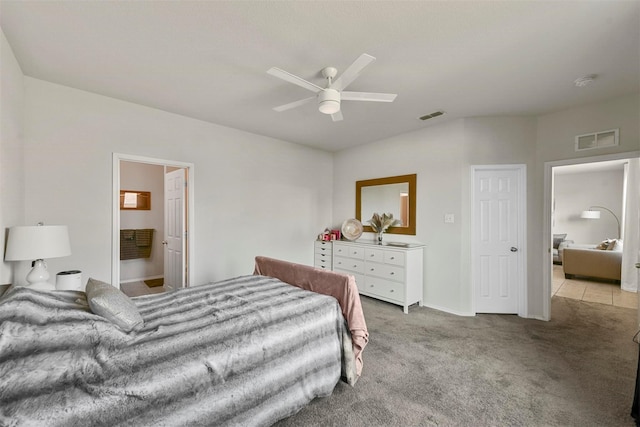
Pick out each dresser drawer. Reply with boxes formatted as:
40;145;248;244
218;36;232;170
364;247;385;263
314;254;331;269
314;240;333;252
364;276;404;302
384;250;405;266
315;251;332;261
333;256;364;274
334;244;364;260
365;261;405;282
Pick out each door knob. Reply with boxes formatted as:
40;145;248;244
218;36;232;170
162;241;168;245
510;247;518;252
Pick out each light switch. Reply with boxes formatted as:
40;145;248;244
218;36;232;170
444;213;455;223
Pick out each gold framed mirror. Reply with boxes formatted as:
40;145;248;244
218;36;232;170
356;174;416;235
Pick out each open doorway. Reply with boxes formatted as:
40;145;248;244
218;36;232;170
112;153;195;293
543;151;640;320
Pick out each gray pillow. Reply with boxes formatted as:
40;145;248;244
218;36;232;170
85;278;143;332
553;234;567;249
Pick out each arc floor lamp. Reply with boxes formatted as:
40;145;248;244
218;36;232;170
580;206;621;239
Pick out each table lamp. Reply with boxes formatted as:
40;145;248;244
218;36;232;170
4;223;71;290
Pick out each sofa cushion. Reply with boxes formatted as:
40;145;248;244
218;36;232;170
563;247;622;281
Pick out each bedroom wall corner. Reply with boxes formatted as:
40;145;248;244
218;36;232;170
0;28;26;285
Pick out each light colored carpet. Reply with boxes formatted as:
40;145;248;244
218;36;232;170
275;295;638;426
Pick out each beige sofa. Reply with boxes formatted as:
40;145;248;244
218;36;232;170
563;246;622;283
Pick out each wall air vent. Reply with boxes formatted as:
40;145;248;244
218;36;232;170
419;111;445;121
575;129;619;152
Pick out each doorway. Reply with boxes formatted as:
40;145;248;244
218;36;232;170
112;153;195;290
471;164;527;316
542;151;640;320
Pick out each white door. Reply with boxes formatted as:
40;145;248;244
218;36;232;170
472;165;526;314
164;168;186;291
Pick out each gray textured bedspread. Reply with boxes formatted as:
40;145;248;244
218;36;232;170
0;275;350;426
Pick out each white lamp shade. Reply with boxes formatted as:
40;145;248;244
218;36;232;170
4;225;71;261
317;89;341;114
580;210;601;219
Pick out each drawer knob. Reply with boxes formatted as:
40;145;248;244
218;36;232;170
390;289;394;293
353;264;358;268
390;256;395;260
370;268;375;271
370;254;375;257
390;272;395;275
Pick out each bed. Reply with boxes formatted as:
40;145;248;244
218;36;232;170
0;260;368;426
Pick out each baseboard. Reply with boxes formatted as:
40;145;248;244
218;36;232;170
421;302;475;317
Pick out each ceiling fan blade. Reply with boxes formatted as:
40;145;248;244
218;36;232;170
330;53;376;91
273;96;315;112
267;67;323;93
341;91;397;102
331;111;343;122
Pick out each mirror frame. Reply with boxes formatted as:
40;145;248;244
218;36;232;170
356;173;416;235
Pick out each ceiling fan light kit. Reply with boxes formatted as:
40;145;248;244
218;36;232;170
267;53;397;121
318;89;341;114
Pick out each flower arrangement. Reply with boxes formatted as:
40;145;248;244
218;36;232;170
368;213;401;243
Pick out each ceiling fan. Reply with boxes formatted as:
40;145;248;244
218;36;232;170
267;54;397;122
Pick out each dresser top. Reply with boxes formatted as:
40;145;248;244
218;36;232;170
334;240;425;249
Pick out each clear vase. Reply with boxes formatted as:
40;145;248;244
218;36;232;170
377;231;384;244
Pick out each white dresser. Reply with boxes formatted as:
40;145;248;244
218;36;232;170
314;240;333;270
332;240;424;314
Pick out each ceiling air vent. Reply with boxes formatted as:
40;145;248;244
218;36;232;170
419;111;445;121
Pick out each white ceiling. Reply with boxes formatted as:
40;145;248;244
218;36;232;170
1;1;638;152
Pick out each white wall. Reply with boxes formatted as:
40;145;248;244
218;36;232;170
0;29;25;284
333;116;536;316
553;169;624;244
534;93;640;316
22;78;333;286
120;161;164;282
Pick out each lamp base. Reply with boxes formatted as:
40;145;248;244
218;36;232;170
22;259;56;291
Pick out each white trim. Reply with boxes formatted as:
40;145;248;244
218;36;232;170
470;164;528;317
120;274;164;284
542;150;640;321
112;153;195;289
422;302;475;317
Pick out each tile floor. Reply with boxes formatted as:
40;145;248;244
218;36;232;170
552;264;637;309
120;281;166;298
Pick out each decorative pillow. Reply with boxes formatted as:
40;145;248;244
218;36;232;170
596;239;613;250
553;234;567;249
606;239;618;250
85;278;143;332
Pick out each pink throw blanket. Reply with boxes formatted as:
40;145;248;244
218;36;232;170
253;256;369;377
